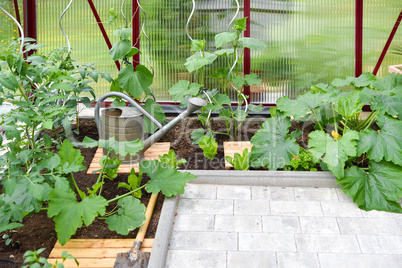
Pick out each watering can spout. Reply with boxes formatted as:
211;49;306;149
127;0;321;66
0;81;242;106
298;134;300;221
142;97;207;152
95;92;207;163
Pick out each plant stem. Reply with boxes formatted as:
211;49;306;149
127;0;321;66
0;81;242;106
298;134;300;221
311;109;324;131
95;150;111;186
70;172;81;197
332;105;338;133
107;184;147;204
357;111;377;131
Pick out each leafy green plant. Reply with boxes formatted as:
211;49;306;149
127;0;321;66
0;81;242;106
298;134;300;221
107;19;166;134
225;148;250;170
118;168;143;198
40;136;196;245
158;149;187;169
168;17;266;159
0;39;105;234
251;72;402;213
283;147;319;171
2;233;19;247
21;248;78;268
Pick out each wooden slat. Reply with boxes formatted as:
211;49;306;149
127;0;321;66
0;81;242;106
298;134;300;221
48;258;116;268
223;141;252;170
87;142;170;174
389;64;402;74
48;239;154;268
52;238;154;249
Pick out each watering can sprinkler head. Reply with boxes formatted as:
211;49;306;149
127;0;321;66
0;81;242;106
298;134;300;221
94;92;207;163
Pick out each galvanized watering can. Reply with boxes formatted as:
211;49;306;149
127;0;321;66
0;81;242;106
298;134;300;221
94;92;207;163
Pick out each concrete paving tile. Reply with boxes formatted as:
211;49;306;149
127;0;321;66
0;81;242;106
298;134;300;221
262;216;300;233
294;187;338;201
270;201;323;216
234;200;270;215
215;215;262;232
166;250;226;268
397;218;402;231
361;209;402;219
321;202;363;217
173;214;214;231
227;251;276;268
239;233;296;252
299;217;340;234
170;231;237;251
181;184;217;199
277;253;319;268
335;188;353;202
337;217;400;235
177;199;233;215
357;235;402;254
217;185;251;200
252;186;295;201
295;234;361;253
318;253;402;268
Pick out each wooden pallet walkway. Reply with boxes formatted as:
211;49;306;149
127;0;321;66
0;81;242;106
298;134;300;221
223;141;252;169
87;142;170;174
48;239;154;268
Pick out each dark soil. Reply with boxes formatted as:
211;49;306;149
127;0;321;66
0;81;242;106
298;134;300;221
0;116;314;266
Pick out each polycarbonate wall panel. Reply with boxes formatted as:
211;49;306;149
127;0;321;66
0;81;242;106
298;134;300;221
2;1;401;103
140;0;243;102
0;0;23;50
362;1;402;76
36;0;132;98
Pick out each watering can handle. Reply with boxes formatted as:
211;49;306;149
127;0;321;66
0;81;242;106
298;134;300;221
94;92;163;130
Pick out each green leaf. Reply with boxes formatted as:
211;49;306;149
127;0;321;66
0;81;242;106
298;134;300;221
308;130;359;178
113;28;132;39
191;128;206;144
159;149;186;168
370;94;402;117
226;148;250;170
357;114;402;165
0;222;24;233
244;73;261;86
95;137;144;158
214;49;234;57
185;52;217;73
215;32;237;48
250;115;299;170
126;47;140;58
140;160;196;196
219;108;232;120
234;109;247;122
231;76;244;88
190;39;205;52
373;72;402;93
199;136;218;160
105;196;146;235
118;65;153;98
353;72;377;88
0;71;19;91
239;37;267;50
142;99;166;134
48;189;107;245
233;17;247;32
58;139;86;173
335;91;364;119
338;161;402;213
109;40;132;61
168;80;201;102
276;92;324;120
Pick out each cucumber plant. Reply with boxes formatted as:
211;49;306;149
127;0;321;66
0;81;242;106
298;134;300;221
251;72;402;213
168;17;266;159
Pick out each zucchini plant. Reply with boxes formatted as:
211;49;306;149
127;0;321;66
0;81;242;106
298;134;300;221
168;17;266;159
251;72;402;213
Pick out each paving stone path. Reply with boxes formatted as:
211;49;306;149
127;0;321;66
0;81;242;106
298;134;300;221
165;184;402;268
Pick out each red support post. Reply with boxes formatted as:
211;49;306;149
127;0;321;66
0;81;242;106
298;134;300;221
355;0;363;77
372;10;402;76
13;0;21;37
87;0;120;70
132;0;141;67
23;0;37;54
243;0;251;104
